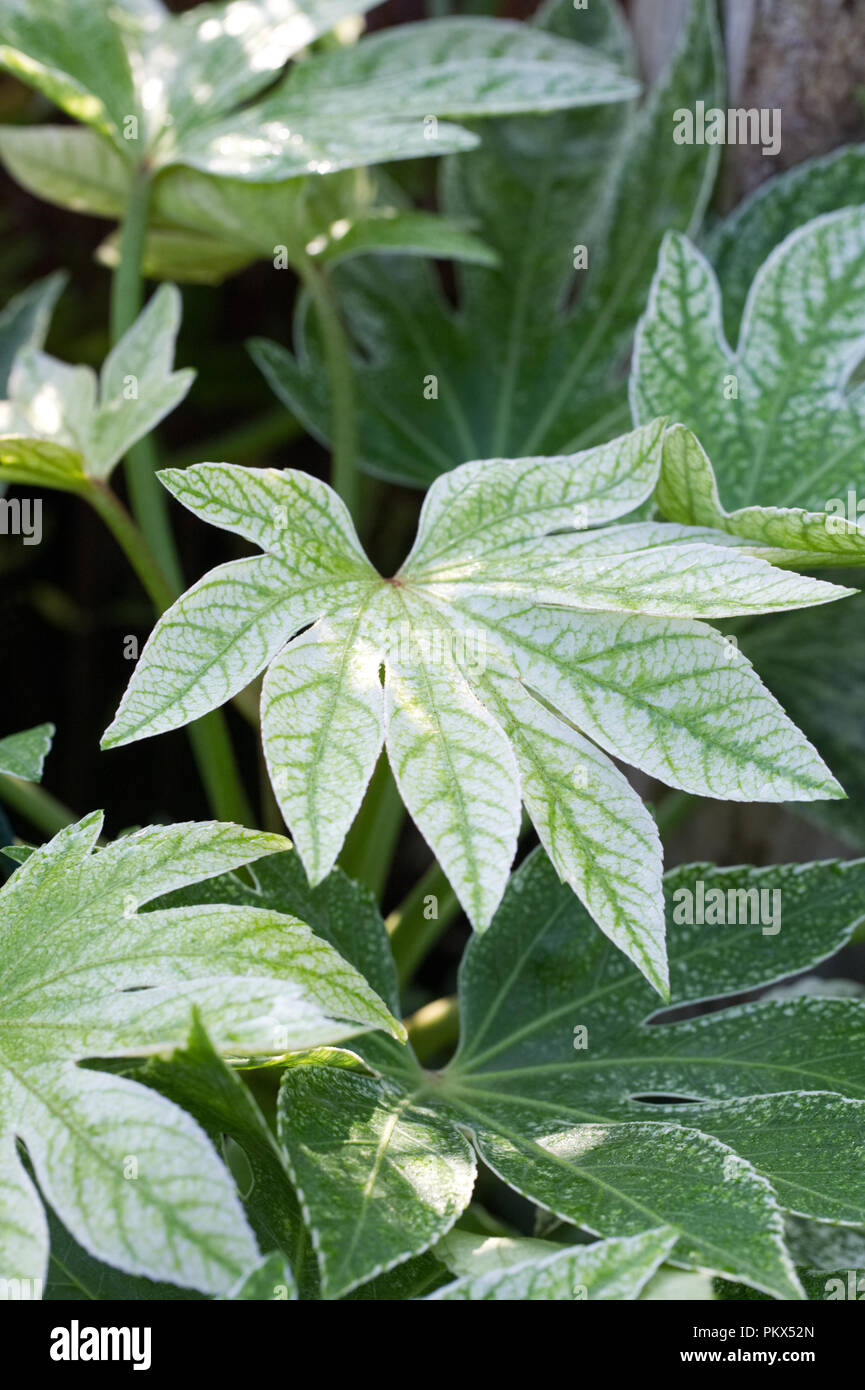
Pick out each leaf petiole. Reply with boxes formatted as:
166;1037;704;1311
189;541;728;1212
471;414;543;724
110;165;183;595
296;253;360;520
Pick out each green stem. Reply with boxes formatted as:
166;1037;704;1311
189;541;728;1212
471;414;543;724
110;165;182;593
105;175;254;826
0;775;76;837
186;713;254;827
88;483;254;827
338;753;404;899
89;482;174;611
296;254;360;519
109;167;149;343
388;861;460;987
405;995;459;1063
124;437;183;593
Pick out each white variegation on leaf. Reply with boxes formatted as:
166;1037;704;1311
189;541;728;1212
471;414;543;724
0;813;403;1296
262;608;386;887
384;625;522;933
0;283;193;482
632;211;865;564
655;424;865;569
104;420;848;995
428;1227;678;1301
478;662;667;996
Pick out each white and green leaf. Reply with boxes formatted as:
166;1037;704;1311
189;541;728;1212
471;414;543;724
656;424;865;569
0;723;53;781
461;597;843;804
428;1227;678;1301
0;283;193;482
632;211;865;558
0;0;138;145
478;665;667;995
262;609;385;885
105;423;849;982
0;814;403;1294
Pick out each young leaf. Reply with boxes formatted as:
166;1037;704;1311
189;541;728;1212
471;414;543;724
654;425;865;569
103;421;849;991
633;210;865;843
276;18;641;120
428;1227;678;1301
279;849;865;1299
134;15;641;183
0;814;402;1294
252;0;722;485
0;723;53;781
0;284;193;483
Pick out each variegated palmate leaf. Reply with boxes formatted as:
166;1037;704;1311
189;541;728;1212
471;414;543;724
706;143;865;348
277;849;865;1300
632;208;865;565
103;420;850;994
0;815;402;1297
635;193;865;847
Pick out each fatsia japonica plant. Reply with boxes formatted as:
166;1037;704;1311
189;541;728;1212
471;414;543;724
102;419;850;996
2;0;865;1312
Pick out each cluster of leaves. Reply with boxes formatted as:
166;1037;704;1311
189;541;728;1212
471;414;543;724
253;0;723;480
271;847;865;1301
0;0;638;280
0;792;402;1295
101;418;848;996
631;155;865;846
2;0;865;1305
5;811;864;1302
